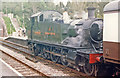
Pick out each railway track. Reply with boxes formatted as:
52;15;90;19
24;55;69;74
0;50;47;76
0;39;89;77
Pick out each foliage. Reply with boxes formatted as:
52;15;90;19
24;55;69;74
3;16;16;34
2;1;109;29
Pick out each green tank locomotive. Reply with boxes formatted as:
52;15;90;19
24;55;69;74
27;9;104;76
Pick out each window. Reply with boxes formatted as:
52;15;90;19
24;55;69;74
39;14;43;21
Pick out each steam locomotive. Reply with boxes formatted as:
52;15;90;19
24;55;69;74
27;0;120;76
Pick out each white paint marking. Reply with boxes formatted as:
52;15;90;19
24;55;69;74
0;58;23;76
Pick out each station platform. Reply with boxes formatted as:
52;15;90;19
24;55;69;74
0;58;22;77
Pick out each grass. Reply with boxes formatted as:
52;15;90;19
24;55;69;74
16;15;23;27
3;16;16;34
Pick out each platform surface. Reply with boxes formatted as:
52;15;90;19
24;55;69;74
0;58;22;77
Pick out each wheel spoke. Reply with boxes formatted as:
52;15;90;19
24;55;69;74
50;54;59;62
61;56;69;66
83;59;95;76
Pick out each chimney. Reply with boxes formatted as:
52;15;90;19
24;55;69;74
87;7;96;19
